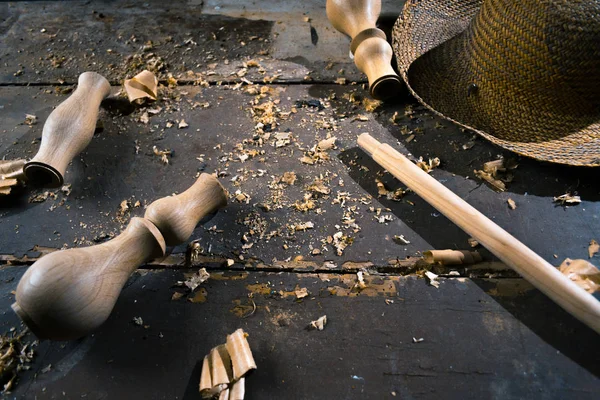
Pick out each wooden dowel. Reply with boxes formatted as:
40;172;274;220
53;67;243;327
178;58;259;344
358;133;600;334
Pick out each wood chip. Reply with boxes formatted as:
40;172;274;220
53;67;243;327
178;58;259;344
124;70;158;102
559;258;600;294
589;240;599;258
507;198;517;209
553;193;581;205
317;137;336;151
308;315;327;331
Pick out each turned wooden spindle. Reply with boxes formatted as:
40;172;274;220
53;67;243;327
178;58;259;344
12;174;227;340
24;72;111;188
145;173;228;246
12;218;165;341
326;0;403;100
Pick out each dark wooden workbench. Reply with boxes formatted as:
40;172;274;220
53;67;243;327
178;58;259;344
1;1;599;399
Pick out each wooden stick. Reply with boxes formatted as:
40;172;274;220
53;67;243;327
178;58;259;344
358;133;600;334
24;72;111;188
326;0;403;100
12;173;227;340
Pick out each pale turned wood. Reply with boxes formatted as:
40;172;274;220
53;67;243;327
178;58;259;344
326;0;403;100
12;174;228;340
24;71;111;188
12;218;166;341
144;173;228;246
358;133;600;334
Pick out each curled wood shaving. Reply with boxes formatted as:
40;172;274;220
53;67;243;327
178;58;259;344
559;258;600;294
0;159;26;195
124;70;158;102
200;329;256;399
178;268;210;292
416;156;440;173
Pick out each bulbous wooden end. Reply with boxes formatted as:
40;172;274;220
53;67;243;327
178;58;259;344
370;75;404;100
23;161;64;188
12;217;166;340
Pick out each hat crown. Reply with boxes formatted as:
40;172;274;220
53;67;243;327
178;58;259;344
468;0;600;107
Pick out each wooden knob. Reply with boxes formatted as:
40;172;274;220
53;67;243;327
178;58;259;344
144;173;228;246
24;72;111;188
326;0;403;100
12;217;165;340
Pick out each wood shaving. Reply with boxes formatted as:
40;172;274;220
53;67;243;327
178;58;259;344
280;172;296;186
293;222;314;231
153;146;171;164
416;156;440;173
316;137;336;151
307;179;330;195
355;271;367;290
178;268;210;292
474;169;506;192
178;119;189;129
507;198;517;210
295;287;309;299
308;315;327;331
199;329;256;399
24;114;37;125
424;271;440;288
559;258;600;294
0;330;37;394
468;238;479;248
589;240;599;258
124;70;158;102
553;193;581;205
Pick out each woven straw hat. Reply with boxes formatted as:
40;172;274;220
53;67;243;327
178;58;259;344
392;0;600;166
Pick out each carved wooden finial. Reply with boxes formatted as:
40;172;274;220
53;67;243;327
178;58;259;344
326;0;403;100
12;174;227;340
24;72;111;188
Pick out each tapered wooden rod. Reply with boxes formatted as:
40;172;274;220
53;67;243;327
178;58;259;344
326;0;403;100
12;173;227;340
24;72;111;188
358;133;600;334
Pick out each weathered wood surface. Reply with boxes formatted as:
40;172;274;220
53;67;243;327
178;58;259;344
0;1;599;399
1;84;598;265
0;268;598;400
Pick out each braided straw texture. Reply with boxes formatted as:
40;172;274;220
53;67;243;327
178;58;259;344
393;0;600;166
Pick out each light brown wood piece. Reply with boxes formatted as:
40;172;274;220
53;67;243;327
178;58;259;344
12;217;165;340
24;72;111;188
144;173;228;246
424;249;483;265
225;329;257;381
358;133;600;334
326;0;403;100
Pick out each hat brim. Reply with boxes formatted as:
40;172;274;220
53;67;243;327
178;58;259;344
392;0;600;166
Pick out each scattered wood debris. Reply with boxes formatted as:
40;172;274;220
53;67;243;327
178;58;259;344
0;159;26;195
280;172;296;186
589;240;599;258
0;330;37;393
178;119;189;129
412;337;424;343
24;114;37;126
393;235;410;245
468;238;479;248
355;270;367;290
132;316;144;326
553;193;581;205
316;136;336;151
558;258;600;294
308;315;327;331
507;198;517;210
416;156;440;173
153;146;172;164
199;329;256;400
474;158;518;192
177;268;210;292
295;287;309;299
124;70;158;102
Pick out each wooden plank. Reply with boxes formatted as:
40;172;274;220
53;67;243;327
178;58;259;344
0;1;369;85
0;267;597;399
